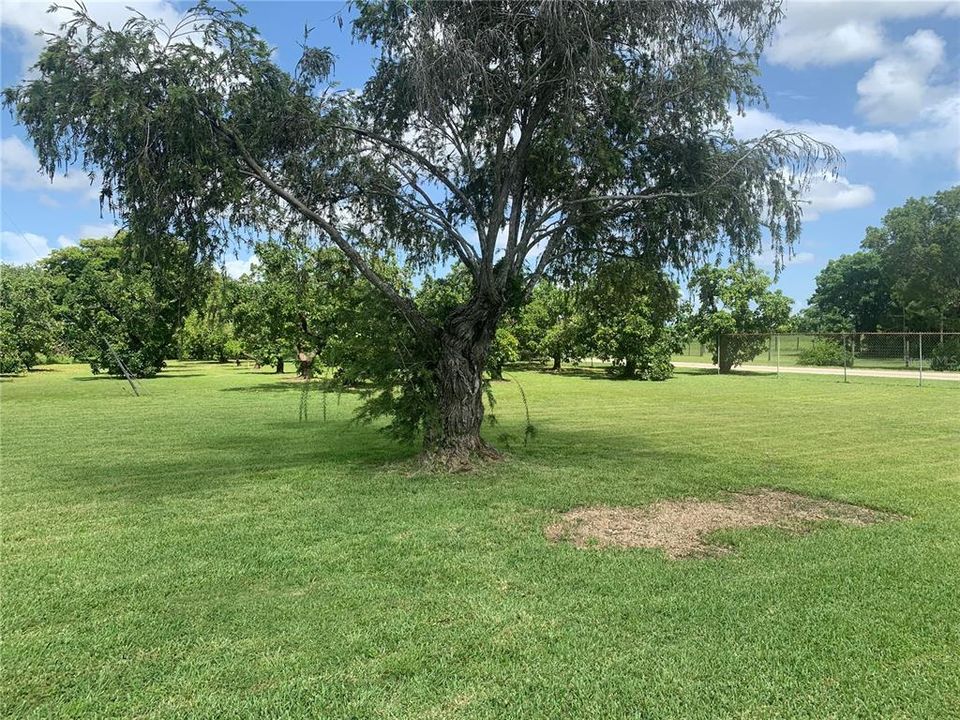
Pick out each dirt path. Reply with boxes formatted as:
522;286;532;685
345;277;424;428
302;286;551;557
672;361;960;382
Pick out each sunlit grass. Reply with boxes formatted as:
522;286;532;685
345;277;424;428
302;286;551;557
3;361;959;718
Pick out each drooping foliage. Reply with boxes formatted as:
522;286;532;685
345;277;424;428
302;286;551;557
5;0;837;459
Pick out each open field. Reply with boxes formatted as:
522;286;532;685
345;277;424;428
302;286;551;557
3;362;960;718
672;361;960;383
673;334;960;373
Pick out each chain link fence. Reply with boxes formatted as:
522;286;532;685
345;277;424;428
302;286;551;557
673;333;960;385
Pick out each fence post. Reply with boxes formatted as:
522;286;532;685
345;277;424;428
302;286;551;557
842;333;848;383
919;332;923;388
717;333;721;375
776;334;780;378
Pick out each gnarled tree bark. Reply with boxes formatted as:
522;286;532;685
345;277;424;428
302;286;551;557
425;295;503;470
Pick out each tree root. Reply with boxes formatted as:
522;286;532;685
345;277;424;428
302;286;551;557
420;436;503;472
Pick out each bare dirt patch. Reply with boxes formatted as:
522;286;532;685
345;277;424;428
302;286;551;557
545;488;900;558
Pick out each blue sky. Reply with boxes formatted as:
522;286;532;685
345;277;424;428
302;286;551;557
2;0;958;308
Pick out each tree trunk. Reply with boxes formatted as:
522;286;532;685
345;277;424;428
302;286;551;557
490;361;504;381
275;356;285;373
623;357;637;378
718;354;734;373
426;298;503;470
552;354;561;371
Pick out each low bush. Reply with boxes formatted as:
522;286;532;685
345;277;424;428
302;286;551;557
797;338;854;367
929;338;960;371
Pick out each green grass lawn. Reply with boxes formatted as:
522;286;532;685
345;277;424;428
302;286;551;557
3;362;959;718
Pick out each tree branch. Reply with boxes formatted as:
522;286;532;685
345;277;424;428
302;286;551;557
217;122;434;339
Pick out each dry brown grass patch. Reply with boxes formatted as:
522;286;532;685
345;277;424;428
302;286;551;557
545;488;900;558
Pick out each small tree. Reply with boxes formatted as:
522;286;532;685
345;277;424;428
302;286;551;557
176;272;242;362
0;264;61;373
234;241;371;374
579;261;681;379
43;233;198;377
690;263;792;372
515;283;582;371
487;327;520;381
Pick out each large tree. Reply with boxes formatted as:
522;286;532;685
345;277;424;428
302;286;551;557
862;186;960;332
804;251;895;333
5;1;835;465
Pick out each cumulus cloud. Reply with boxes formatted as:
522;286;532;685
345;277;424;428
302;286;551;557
1;136;95;194
1;0;183;74
78;223;122;240
733;101;959;169
732;108;901;156
0;230;74;265
0;221;120;266
754;248;816;269
769;20;884;68
857;29;952;125
768;1;955;68
223;256;257;279
900;94;960;170
801;174;875;220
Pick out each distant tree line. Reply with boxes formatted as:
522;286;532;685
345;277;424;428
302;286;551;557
799;186;959;335
2;187;955;384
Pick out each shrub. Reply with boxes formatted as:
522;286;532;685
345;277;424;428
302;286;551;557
797;338;854;367
929;338;960;371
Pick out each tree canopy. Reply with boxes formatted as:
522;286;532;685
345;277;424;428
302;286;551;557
804;251;894;333
862;186;959;332
690;263;792;372
43;233;197;377
803;186;959;333
4;0;836;464
0;264;61;373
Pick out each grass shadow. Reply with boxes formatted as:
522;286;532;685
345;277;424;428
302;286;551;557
71;373;206;382
221;381;364;396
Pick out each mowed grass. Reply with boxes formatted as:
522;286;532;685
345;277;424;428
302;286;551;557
2;362;959;719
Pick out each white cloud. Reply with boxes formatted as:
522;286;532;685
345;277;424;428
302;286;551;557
768;1;955;68
802;173;875;220
1;1;184;74
1;136;94;194
901;94;960;170
0;230;75;265
754;248;816;269
78;223;121;240
769;21;885;68
223;256;256;279
732;108;901;156
857;29;952;125
733;103;959;169
0;221;119;265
